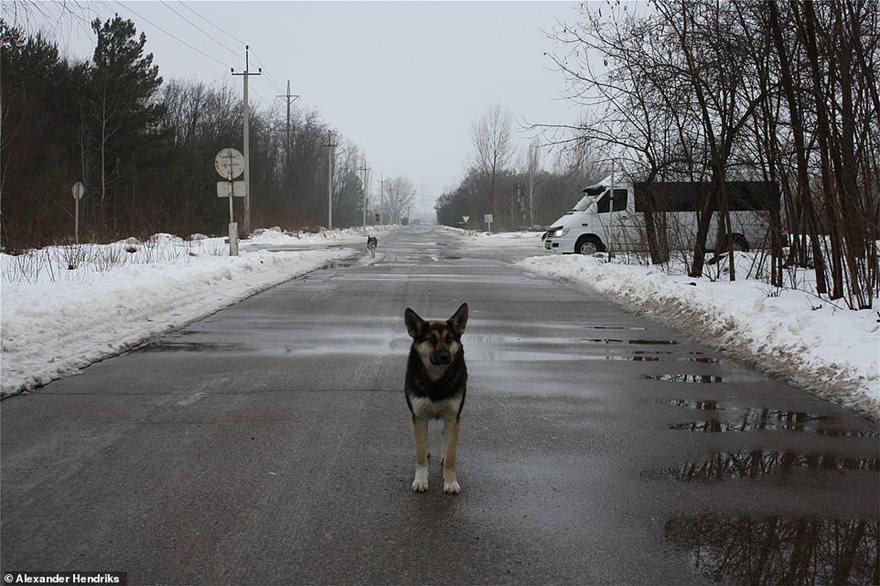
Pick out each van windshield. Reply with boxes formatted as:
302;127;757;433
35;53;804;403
571;195;599;212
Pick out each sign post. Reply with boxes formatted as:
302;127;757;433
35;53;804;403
214;148;246;256
72;181;85;244
484;213;493;232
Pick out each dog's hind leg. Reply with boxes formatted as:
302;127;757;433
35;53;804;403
412;418;429;492
441;417;461;494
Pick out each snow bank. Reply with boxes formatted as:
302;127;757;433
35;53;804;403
0;227;390;398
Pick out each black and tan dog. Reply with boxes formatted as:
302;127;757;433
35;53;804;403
366;235;378;258
404;303;468;494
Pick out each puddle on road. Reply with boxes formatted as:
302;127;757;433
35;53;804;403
582;338;680;345
664;515;879;585
664;399;724;410
668;421;876;437
630;352;720;363
140;341;247;353
463;334;720;364
586;325;647;331
654;450;880;481
645;374;724;383
320;260;354;270
668;408;830;431
661;401;877;437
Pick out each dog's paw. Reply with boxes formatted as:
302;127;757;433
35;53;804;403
443;481;461;495
412;465;428;492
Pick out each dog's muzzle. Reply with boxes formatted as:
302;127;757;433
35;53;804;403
430;352;452;365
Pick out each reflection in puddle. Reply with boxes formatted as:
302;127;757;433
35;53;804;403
669;421;875;437
663;402;877;437
646;374;724;383
665;399;724;410
664;515;879;585
631;352;720;363
320;260;353;269
582;338;680;345
658;450;880;481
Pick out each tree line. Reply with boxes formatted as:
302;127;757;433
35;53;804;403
437;1;878;309
545;0;879;309
434;102;607;232
0;15;412;253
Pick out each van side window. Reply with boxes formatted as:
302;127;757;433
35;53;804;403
612;189;628;212
597;189;628;214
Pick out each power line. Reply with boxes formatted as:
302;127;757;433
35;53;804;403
248;47;284;95
111;0;231;69
175;1;246;47
170;1;284;97
158;0;242;64
98;2;282;113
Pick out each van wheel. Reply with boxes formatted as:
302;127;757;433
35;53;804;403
731;234;750;252
575;236;604;255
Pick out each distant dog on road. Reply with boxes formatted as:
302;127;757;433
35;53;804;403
366;235;378;258
404;303;468;494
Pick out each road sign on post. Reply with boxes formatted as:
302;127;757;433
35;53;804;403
215;148;245;180
215;148;246;256
484;213;493;232
72;181;85;244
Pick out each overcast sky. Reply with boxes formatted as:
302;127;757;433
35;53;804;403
17;1;585;218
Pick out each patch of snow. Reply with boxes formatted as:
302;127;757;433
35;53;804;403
0;227;393;399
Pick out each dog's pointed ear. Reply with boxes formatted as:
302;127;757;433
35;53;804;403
404;308;426;339
448;303;468;336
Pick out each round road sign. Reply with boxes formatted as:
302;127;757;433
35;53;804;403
72;181;85;200
214;148;245;180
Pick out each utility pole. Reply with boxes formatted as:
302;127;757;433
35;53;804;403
276;80;300;198
359;160;371;228
323;131;337;230
231;45;261;236
379;175;385;226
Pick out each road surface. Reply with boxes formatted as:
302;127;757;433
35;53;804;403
2;226;878;584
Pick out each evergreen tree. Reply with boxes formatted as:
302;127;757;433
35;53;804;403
88;14;165;230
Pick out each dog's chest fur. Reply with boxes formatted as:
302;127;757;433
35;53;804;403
404;348;467;417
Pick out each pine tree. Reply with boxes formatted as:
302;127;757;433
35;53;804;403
88;14;165;231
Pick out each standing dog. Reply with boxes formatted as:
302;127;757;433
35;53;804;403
404;303;468;494
366;235;378;258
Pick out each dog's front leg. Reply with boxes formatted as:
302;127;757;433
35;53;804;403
441;417;461;494
412;418;429;492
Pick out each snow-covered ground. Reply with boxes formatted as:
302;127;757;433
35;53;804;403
0;226;391;399
444;227;879;420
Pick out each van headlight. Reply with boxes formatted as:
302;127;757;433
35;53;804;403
551;227;567;238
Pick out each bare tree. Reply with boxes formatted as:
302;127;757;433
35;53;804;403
525;138;542;228
470;103;515;230
383;176;416;224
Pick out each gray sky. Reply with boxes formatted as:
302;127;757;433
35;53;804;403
18;1;584;218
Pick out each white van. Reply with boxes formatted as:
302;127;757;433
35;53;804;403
542;177;778;255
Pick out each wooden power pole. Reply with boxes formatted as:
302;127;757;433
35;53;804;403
276;80;300;198
232;45;261;235
359;160;371;228
324;131;337;229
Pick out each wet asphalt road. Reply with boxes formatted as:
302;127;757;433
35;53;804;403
1;226;878;585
